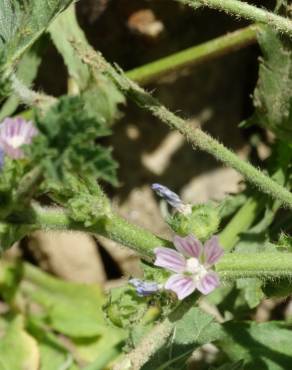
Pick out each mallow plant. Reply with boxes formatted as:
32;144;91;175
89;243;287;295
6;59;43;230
0;1;291;369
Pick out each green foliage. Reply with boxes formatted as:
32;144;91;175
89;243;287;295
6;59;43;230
219;321;292;370
33;95;118;185
167;204;220;241
0;39;44;120
48;4;125;125
236;278;264;308
0;158;25;214
45;173;111;227
48;4;90;91
251;27;292;142
28;317;79;370
141;307;223;370
105;284;154;329
0;0;73;96
218;193;247;219
0;316;39;370
24;265;106;337
0;262;123;369
212;360;245;370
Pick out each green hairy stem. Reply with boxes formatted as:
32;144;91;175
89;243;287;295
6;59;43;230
75;48;292;209
126;25;258;84
179;0;292;36
31;205;171;258
217;252;292;279
26;206;292;281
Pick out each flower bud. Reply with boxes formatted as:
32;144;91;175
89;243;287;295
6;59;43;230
166;204;220;241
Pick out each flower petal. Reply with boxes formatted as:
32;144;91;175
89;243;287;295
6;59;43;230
173;234;202;258
203;236;224;266
154;247;186;273
196;271;220;295
165;274;196;300
152;183;182;209
0;117;38;159
129;279;159;296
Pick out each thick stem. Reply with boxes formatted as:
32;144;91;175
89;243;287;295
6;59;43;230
30;205;171;258
179;0;292;36
25;206;292;281
126;25;258;84
217;252;292;279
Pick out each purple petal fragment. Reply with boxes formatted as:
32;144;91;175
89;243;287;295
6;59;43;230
174;234;202;258
165;274;196;300
196;271;220;295
0;148;4;170
0;117;38;159
151;183;182;209
129;279;159;296
203;236;224;266
154;247;186;273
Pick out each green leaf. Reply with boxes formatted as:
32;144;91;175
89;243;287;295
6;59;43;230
236;278;264;309
0;0;73;93
28;317;79;370
220;321;292;370
141;307;223;370
262;277;292;298
33;95;118;185
0;39;44;120
48;4;125;125
48;5;90;90
212;360;245;370
24;264;106;338
73;328;126;363
0;316;39;370
44;173;111;226
251;27;292;142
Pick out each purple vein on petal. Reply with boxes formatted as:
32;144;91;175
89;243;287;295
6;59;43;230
154;247;186;273
174;234;202;258
165;274;196;300
204;236;224;266
196;272;220;295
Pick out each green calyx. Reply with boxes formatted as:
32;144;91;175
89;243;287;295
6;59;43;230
166;204;220;241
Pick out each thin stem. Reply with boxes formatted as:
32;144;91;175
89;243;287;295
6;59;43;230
11;75;56;111
219;195;263;250
219;142;292;250
12;26;257;119
126;25;258;84
74;47;292;209
179;0;292;36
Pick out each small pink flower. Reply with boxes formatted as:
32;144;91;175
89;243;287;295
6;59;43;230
0;117;38;159
154;234;224;300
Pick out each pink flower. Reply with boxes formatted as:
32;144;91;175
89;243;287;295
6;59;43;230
0;117;38;159
154;234;224;300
